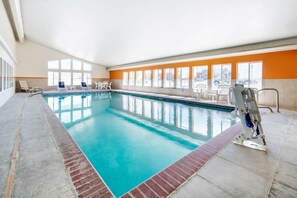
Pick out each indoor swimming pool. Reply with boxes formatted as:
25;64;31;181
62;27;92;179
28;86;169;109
44;92;238;197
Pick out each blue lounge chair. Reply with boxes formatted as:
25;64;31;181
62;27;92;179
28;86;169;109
81;82;89;90
57;81;67;91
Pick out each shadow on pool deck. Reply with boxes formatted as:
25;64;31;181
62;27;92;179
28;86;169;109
1;93;297;198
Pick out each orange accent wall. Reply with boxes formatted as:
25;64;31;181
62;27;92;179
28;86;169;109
110;50;297;80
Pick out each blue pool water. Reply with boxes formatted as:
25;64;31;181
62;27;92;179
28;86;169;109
44;92;237;197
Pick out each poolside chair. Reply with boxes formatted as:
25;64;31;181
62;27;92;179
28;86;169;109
102;81;109;89
106;82;112;90
81;82;90;90
192;84;207;99
57;81;67;92
19;81;43;95
205;89;218;101
217;84;232;103
96;82;102;89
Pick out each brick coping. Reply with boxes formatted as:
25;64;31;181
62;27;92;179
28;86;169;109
38;94;242;198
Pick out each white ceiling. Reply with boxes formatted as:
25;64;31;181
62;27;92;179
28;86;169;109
20;0;297;67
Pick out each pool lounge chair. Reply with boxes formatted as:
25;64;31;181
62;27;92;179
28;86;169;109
192;84;206;99
217;84;231;103
102;81;109;89
81;82;90;90
57;81;67;91
106;82;112;90
95;81;103;89
19;81;43;94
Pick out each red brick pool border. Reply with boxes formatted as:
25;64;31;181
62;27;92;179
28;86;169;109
39;95;242;198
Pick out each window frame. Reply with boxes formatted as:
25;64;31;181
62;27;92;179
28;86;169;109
164;68;175;88
143;70;152;87
153;69;162;87
192;65;208;89
47;59;92;86
176;67;190;89
211;64;232;90
123;72;129;85
129;71;135;86
136;71;143;86
237;61;262;89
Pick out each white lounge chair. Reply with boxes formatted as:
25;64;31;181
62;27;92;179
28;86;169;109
192;84;207;99
19;81;43;95
102;81;109;89
96;82;103;89
217;84;231;103
106;82;112;90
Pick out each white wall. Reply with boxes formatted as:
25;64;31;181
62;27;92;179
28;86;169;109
16;40;109;78
0;0;16;108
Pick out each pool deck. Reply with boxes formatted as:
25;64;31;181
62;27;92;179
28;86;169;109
1;91;297;197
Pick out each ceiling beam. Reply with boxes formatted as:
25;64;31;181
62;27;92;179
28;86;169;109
107;37;297;71
3;0;24;42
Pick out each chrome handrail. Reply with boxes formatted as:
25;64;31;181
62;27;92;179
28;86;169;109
258;88;280;113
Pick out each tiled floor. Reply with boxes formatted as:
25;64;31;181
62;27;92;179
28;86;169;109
1;92;297;198
0;94;76;198
170;110;297;198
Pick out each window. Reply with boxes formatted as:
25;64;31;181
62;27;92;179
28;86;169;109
144;70;151;87
9;65;13;88
48;60;59;69
61;72;71;85
0;59;14;92
164;68;174;88
153;69;162;87
212;64;231;89
83;63;92;71
3;63;6;90
129;71;135;86
136;71;143;86
48;71;59;86
73;60;82;70
176;67;189;89
73;72;82;85
61;59;71;70
83;73;92;85
193;66;208;88
123;72;129;85
237;61;262;89
0;59;2;92
47;59;92;86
